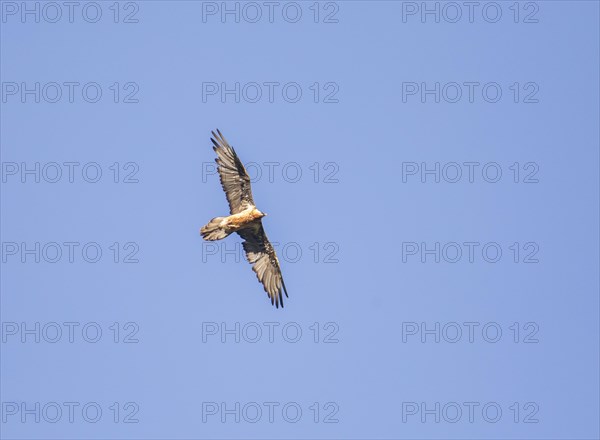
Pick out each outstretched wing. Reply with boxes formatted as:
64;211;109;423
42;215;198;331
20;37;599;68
211;129;255;214
237;222;289;308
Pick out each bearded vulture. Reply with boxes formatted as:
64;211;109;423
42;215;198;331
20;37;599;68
201;129;289;308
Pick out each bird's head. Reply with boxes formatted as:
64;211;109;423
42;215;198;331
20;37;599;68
253;208;267;218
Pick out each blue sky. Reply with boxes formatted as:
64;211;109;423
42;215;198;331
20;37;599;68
1;1;599;439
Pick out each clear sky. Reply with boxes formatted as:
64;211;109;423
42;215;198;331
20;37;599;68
1;1;599;439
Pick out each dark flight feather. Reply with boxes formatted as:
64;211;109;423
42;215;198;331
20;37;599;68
237;218;288;308
211;129;255;215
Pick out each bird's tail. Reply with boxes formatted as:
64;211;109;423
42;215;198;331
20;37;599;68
200;217;230;241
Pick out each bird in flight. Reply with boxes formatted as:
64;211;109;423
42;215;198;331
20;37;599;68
201;129;289;308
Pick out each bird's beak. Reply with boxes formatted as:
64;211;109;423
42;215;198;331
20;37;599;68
263;212;268;217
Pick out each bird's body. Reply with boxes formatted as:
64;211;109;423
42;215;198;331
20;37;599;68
200;130;289;308
201;206;265;240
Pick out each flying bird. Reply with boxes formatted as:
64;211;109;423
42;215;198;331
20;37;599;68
201;129;289;308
